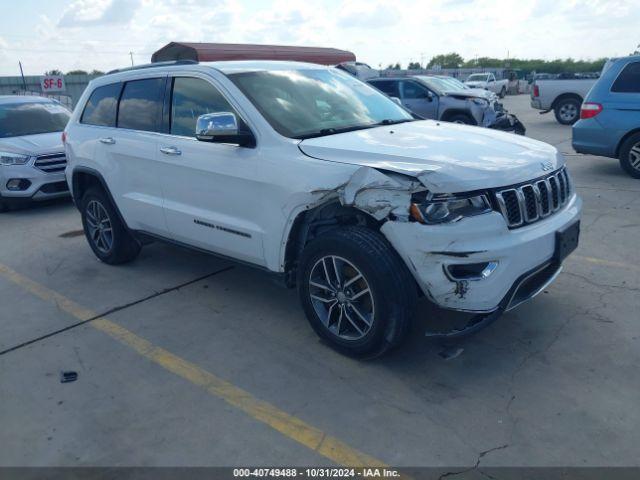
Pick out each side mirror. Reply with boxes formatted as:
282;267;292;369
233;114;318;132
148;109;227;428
427;91;434;102
196;112;255;147
390;97;402;105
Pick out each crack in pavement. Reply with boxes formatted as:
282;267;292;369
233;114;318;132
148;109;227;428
438;444;509;479
563;271;639;293
0;265;234;356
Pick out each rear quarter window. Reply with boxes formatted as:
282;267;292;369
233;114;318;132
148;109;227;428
81;83;122;127
611;62;640;93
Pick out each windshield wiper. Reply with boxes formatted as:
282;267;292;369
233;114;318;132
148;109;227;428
375;118;415;126
296;124;379;140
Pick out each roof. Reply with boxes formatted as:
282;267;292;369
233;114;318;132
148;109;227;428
0;95;53;105
151;42;356;65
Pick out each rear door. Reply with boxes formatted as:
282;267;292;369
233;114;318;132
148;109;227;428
400;80;438;119
103;76;168;235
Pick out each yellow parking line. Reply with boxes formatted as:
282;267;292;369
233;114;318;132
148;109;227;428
0;262;385;468
572;255;640;273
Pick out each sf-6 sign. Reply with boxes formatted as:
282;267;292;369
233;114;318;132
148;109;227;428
40;75;66;92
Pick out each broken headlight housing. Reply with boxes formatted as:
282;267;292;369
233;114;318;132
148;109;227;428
0;152;30;166
411;193;492;224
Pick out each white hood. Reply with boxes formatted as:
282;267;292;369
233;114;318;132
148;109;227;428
0;132;64;156
298;120;563;193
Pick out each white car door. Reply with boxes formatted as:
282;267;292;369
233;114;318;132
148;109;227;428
81;77;169;236
155;75;265;266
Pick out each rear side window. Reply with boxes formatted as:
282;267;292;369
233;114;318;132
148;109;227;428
170;77;237;137
611;62;640;93
117;78;165;132
369;80;400;97
81;83;121;127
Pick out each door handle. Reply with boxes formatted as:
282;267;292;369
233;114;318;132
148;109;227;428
99;137;115;145
160;146;182;156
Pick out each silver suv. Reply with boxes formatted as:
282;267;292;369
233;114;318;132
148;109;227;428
0;96;70;212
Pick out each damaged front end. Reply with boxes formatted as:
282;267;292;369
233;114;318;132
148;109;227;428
489;113;526;136
331;164;580;339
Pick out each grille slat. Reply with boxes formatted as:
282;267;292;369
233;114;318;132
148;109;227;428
494;168;572;229
35;153;66;174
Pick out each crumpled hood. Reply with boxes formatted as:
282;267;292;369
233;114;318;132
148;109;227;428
298;120;563;193
0;132;63;156
442;89;490;100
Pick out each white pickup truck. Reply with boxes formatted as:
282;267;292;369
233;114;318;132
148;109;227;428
464;73;508;98
530;78;598;125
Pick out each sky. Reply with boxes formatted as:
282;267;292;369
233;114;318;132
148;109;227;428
0;0;638;76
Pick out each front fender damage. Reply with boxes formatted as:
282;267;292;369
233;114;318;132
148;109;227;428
339;166;426;220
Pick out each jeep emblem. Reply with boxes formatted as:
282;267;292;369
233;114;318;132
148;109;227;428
541;162;554;171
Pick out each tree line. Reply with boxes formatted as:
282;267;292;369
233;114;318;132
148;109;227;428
387;52;610;73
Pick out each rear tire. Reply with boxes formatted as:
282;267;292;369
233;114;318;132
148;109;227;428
553;97;581;125
297;226;416;358
500;86;507;98
81;187;141;264
619;133;640;179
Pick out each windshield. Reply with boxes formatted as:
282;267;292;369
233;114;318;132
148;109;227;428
418;76;464;92
467;74;489;82
0;101;70;138
228;69;413;139
440;77;469;90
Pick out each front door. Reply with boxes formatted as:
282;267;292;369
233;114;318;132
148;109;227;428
400;80;439;119
156;75;265;266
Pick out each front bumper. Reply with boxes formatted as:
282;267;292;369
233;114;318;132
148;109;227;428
0;165;69;202
380;193;582;313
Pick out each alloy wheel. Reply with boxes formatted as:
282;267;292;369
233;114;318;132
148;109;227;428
629;142;640;172
308;255;375;341
559;103;578;122
86;200;113;254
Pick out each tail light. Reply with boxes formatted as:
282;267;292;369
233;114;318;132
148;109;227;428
533;85;539;97
580;103;603;119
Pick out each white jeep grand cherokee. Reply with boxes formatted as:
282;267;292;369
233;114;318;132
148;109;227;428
64;61;581;357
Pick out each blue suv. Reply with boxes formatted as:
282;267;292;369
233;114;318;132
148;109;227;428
573;56;640;178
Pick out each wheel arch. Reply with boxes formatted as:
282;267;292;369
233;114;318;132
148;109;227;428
440;109;476;125
71;167;130;230
281;200;382;288
551;93;583;110
615;128;640;158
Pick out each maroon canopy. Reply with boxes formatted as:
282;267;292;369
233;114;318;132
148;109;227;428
151;42;356;65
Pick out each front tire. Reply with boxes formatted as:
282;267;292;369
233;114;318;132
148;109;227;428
619;133;640;179
81;187;141;264
0;196;8;213
447;113;474;125
554;97;581;125
298;227;416;358
500;86;507;98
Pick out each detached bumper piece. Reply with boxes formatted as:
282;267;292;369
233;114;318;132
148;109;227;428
489;113;526;135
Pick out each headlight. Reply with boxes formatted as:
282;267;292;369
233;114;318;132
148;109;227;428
472;98;489;107
0;152;30;166
411;194;492;224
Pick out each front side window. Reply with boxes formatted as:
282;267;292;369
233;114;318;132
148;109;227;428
81;83;121;127
0;101;70;138
229;69;412;139
117;78;165;132
402;81;430;99
611;62;640;93
170;77;238;137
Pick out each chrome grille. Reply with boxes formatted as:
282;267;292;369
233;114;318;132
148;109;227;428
494;168;572;228
34;153;66;173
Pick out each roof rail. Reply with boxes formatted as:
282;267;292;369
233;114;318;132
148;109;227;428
107;59;198;75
